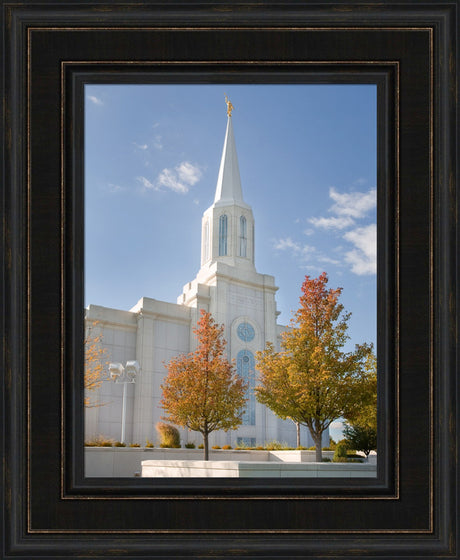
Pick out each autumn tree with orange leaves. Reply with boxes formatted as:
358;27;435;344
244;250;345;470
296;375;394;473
161;310;247;460
84;322;108;408
256;273;374;462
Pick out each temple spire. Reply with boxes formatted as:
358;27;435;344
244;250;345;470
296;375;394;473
214;97;244;205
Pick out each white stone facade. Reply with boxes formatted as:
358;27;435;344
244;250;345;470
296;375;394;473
85;114;328;449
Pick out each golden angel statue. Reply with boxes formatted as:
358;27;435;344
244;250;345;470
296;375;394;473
224;94;234;117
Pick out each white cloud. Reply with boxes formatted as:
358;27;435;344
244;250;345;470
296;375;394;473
176;161;202;186
157;168;189;193
137;176;157;190
273;238;315;259
317;255;341;266
309;215;355;230
308;186;376;234
106;183;125;193
133;142;148;151
343;224;376;275
329;186;376;219
330;420;344;430
139;161;202;195
87;95;103;106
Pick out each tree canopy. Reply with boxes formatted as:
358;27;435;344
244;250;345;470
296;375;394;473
343;350;377;457
160;310;247;460
256;272;374;461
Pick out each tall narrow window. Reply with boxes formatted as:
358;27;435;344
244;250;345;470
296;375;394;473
239;216;247;257
203;219;210;263
237;350;255;425
218;214;227;256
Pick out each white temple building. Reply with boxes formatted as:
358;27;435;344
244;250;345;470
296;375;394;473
85;105;329;449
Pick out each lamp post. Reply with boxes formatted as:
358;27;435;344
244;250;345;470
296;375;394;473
109;360;140;444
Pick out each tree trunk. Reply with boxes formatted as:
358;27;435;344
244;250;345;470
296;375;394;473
296;422;301;448
203;432;209;461
313;432;323;462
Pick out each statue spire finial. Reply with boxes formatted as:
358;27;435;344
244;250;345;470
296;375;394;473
224;94;234;117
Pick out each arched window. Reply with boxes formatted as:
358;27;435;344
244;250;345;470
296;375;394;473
237;350;255;425
239;216;247;257
218;214;228;256
202;219;210;263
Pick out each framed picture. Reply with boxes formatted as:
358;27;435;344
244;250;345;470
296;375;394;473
2;1;458;558
82;83;378;479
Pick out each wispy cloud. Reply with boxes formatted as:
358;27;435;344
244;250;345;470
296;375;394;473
133;142;148;151
329;187;376;219
273;237;315;260
106;183;126;193
137;176;156;190
308;187;376;231
153;135;163;150
343;224;377;275
87;95;103;106
309;215;355;230
176;162;201;186
317;255;341;266
157;168;189;193
138;161;202;194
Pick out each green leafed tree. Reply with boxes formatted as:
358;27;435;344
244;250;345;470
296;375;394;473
343;424;377;458
343;350;377;458
160;309;248;460
256;272;374;461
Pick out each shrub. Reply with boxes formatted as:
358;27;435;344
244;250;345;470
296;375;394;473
333;441;349;462
211;445;221;449
156;422;181;448
114;441;126;447
308;446;316;451
256;446;265;450
198;443;204;449
264;440;290;450
185;442;195;449
343;423;377;458
222;445;232;450
129;443;140;448
322;457;332;462
84;434;115;447
145;439;154;448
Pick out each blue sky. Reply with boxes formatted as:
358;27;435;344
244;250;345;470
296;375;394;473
85;85;377;439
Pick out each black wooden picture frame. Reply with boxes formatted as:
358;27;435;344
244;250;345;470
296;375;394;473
1;1;458;558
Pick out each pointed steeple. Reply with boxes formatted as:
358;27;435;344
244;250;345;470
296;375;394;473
196;98;255;270
214;115;245;206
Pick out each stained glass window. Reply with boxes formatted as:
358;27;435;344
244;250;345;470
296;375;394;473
239;215;247;257
237;322;255;342
237;349;255;425
218;214;227;256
